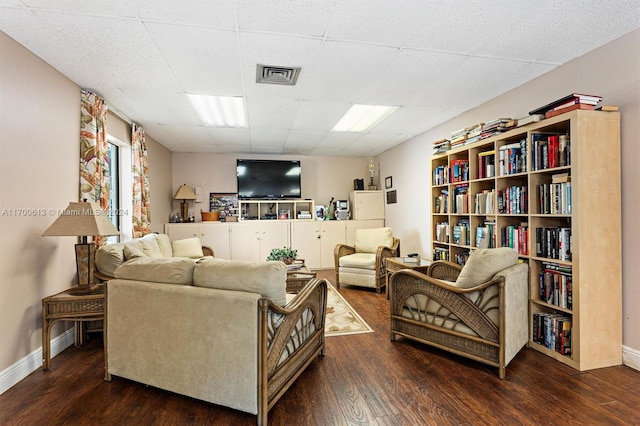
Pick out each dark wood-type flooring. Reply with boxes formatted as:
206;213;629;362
2;269;639;425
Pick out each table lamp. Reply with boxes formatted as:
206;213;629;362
42;201;119;295
174;184;197;222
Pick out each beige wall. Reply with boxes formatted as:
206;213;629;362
0;31;173;379
0;31;80;372
171;153;372;221
380;29;640;352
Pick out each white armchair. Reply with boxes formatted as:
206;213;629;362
334;227;400;293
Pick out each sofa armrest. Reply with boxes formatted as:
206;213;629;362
258;278;327;416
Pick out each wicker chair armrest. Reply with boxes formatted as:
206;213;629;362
390;269;502;341
201;245;214;257
427;260;463;281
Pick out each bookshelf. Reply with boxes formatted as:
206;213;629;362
430;109;622;371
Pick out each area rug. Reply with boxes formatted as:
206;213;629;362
325;282;373;337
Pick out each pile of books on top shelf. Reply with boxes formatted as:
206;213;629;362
432;138;451;154
480;118;516;139
529;93;603;119
450;123;484;148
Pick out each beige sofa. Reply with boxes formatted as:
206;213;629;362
94;233;214;281
389;248;528;379
102;254;327;426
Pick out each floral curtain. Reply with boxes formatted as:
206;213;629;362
132;123;151;237
79;90;109;246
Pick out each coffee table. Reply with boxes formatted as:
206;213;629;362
286;259;317;293
385;257;431;298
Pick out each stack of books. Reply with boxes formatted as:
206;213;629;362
481;118;514;139
432;138;451;153
529;93;603;118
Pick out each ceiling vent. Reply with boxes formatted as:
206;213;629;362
256;64;301;85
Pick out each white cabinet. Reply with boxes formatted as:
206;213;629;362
165;223;231;259
345;219;385;245
291;221;346;269
350;191;385;220
229;221;290;262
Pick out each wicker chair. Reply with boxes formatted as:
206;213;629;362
389;256;528;379
334;227;399;293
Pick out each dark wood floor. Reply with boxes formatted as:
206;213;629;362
2;269;639;425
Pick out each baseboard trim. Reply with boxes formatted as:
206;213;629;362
623;345;640;372
0;328;74;395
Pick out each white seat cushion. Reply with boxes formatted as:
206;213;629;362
339;253;376;269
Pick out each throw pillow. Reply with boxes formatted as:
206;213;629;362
355;227;394;253
193;258;287;306
123;244;147;260
140;236;163;258
171;237;204;258
455;247;518;288
155;234;173;257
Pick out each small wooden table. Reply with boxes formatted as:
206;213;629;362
286;259;317;293
41;284;105;370
385;257;431;298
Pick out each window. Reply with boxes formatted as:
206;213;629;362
106;135;132;242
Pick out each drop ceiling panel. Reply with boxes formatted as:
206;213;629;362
119;90;202;126
21;0;135;17
236;0;335;37
246;97;300;129
207;127;252;146
304;41;399;102
291;100;350;131
131;0;236;28
146;23;243;95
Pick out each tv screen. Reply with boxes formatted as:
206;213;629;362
236;159;301;199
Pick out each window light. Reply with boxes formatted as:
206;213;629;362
331;104;399;132
187;94;247;128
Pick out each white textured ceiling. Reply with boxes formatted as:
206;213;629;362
1;1;638;156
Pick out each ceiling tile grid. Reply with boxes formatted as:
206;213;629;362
1;1;638;156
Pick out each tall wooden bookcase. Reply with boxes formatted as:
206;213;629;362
430;110;622;370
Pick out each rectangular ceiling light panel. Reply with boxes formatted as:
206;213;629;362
332;104;400;132
188;94;247;128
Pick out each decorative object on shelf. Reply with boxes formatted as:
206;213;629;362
353;178;364;190
368;157;377;190
386;190;397;204
42;200;119;295
201;209;219;221
385;176;393;189
266;246;298;264
174;184;197;222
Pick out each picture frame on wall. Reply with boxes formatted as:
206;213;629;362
385;176;393;189
386;190;397;204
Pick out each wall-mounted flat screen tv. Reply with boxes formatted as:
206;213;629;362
236;159;301;199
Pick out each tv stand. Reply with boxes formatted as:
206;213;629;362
239;199;315;221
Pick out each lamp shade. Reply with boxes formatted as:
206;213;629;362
42;201;119;237
174;184;197;200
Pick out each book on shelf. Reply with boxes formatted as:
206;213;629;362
595;105;619;111
545;102;595;119
515;114;545;127
552;172;570;183
475;226;490;249
529;93;603;115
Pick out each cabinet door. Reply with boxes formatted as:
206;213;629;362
229;223;261;261
258;221;290;261
165;224;200;241
199;223;231;259
350;191;385;220
291;221;322;268
319;221;346;268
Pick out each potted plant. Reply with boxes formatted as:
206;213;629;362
266;246;298;264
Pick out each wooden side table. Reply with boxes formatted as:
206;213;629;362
41;284;105;370
385;257;431;298
286;259;317;293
